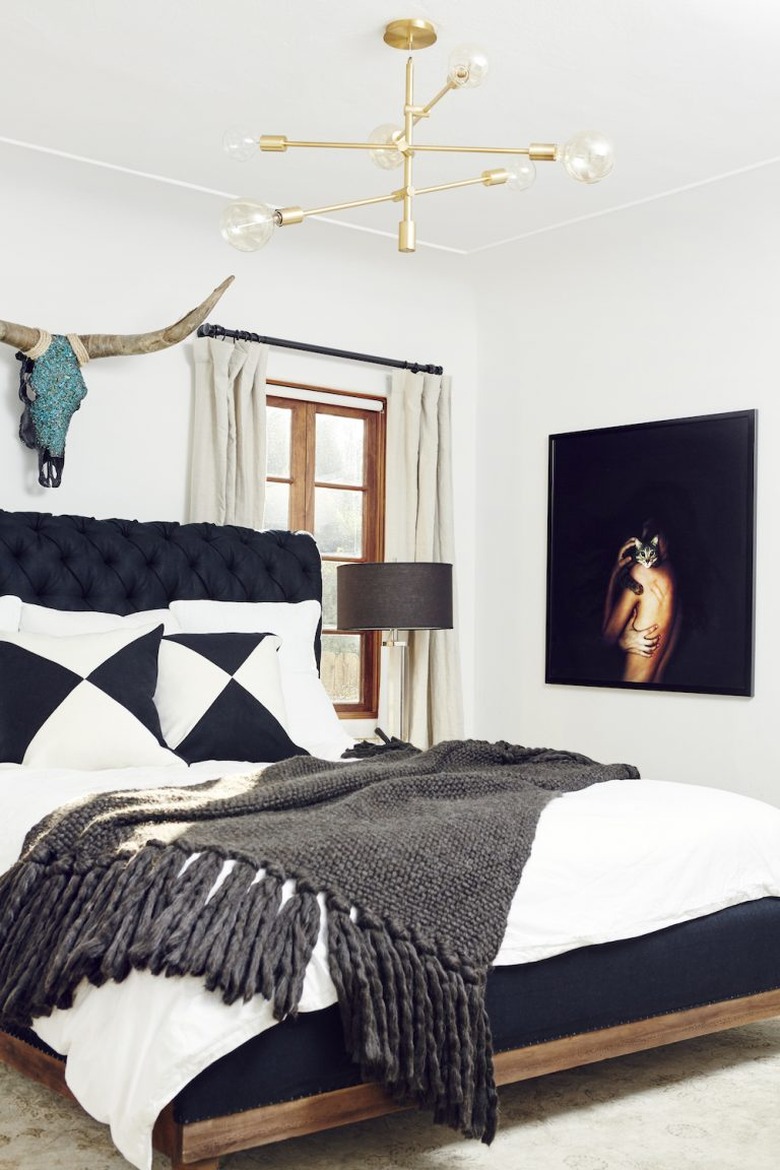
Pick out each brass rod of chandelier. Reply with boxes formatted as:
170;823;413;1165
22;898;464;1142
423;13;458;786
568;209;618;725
411;143;557;158
412;171;510;196
266;140;390;150
283;189;405;221
282;167;515;223
414;78;457;122
260;139;559;160
281;169;512;227
400;53;416;253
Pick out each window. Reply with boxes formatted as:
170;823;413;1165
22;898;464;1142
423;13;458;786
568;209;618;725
265;382;385;716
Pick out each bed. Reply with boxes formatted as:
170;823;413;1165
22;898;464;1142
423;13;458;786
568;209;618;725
1;507;780;1170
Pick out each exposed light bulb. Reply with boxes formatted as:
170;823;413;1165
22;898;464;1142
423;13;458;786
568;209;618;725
560;131;615;184
223;127;258;162
368;124;404;170
505;159;536;191
447;44;489;89
220;199;277;252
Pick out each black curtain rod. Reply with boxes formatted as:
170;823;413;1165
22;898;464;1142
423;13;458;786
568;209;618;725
197;323;444;377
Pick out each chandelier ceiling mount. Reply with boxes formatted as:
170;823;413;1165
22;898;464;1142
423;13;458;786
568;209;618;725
382;18;438;52
220;18;614;255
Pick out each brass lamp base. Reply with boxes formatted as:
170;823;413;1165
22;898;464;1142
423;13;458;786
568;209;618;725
383;19;437;51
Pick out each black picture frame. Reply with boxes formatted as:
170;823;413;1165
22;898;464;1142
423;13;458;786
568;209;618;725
545;409;756;696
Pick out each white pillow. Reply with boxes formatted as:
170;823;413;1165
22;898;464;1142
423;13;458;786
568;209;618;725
169;599;352;759
170;599;320;671
0;624;178;769
20;603;181;636
0;595;21;633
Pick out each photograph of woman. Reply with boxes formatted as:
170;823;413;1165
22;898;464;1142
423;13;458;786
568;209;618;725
545;411;755;696
601;522;679;684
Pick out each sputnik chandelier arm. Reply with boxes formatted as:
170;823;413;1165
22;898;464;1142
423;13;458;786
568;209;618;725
220;18;614;255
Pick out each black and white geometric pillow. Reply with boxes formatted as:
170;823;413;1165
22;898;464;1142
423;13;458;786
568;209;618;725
156;632;308;764
0;624;176;769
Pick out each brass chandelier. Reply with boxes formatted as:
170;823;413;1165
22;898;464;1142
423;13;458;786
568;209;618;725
220;18;614;255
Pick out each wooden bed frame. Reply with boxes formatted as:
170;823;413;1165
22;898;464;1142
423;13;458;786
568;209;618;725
2;989;779;1169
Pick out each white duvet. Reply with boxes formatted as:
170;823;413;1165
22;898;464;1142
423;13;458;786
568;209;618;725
3;762;780;1170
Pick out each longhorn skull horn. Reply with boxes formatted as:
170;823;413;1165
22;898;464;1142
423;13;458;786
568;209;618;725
77;275;235;358
0;275;235;360
0;320;42;352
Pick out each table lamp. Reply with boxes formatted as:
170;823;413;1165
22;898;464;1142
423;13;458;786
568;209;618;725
337;561;453;742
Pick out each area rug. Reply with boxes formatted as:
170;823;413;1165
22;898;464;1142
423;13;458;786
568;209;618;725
0;1021;778;1169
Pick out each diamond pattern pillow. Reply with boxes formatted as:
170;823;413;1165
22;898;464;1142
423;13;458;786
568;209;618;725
0;624;176;769
156;632;307;764
169;600;353;759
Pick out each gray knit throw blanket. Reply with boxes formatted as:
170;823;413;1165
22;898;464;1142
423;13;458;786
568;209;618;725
0;739;639;1142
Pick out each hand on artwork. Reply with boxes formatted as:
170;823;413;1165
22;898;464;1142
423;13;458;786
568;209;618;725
618;609;660;658
617;536;640;567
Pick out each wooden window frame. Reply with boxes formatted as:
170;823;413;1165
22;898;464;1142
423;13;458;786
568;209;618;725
267;381;385;718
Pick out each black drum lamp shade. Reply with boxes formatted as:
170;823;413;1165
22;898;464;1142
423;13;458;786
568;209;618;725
337;562;453;631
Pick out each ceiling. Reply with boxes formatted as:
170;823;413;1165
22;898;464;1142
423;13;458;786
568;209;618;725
1;0;779;255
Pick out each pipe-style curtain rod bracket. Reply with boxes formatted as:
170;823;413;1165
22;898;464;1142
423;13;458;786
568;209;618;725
197;323;444;376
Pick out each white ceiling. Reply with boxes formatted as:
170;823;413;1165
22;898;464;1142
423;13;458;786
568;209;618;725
1;0;779;254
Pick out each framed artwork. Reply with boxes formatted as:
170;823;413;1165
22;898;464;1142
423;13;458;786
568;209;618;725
545;409;756;696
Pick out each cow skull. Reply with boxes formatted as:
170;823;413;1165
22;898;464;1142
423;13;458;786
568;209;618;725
1;275;234;487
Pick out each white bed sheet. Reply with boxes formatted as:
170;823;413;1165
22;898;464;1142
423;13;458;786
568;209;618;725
3;766;780;1170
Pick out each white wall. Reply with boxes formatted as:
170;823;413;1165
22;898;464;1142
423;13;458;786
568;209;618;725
7;143;780;796
472;162;780;805
0;143;479;731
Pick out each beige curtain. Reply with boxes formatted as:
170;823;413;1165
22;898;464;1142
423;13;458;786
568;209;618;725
385;369;463;747
188;336;269;528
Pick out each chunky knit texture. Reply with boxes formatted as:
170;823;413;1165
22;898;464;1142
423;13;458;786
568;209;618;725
0;739;638;1142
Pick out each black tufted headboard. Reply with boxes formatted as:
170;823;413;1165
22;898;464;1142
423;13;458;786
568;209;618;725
0;510;323;665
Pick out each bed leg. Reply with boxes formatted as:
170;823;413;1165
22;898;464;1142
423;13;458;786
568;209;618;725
154;1106;222;1170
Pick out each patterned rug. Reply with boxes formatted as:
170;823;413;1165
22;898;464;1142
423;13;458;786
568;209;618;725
0;1020;778;1169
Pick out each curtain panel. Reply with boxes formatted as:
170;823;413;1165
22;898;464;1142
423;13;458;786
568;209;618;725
189;336;269;529
385;369;464;747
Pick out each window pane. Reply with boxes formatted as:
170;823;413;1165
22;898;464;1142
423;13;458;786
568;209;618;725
316;414;364;485
321;560;338;629
315;487;363;557
263;482;290;530
320;633;361;703
264;388;382;715
267;406;291;478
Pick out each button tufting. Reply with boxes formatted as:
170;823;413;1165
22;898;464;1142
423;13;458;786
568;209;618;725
0;511;322;623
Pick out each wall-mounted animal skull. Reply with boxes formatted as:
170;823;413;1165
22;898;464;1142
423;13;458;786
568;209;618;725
0;275;234;486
